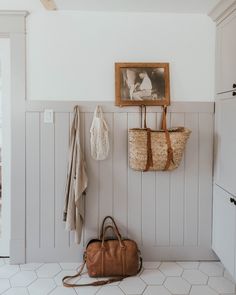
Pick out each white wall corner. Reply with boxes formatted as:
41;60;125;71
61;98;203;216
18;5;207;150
209;0;236;23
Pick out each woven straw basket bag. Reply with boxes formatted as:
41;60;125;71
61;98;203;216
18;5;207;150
128;106;191;172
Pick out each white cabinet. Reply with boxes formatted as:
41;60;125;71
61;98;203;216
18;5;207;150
212;0;236;282
216;9;236;94
212;185;236;277
214;97;236;196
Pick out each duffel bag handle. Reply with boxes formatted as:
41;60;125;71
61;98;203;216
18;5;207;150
101;225;125;248
100;216;122;240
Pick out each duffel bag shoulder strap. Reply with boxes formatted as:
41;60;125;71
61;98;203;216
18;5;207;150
62;256;143;288
161;105;174;171
62;260;126;288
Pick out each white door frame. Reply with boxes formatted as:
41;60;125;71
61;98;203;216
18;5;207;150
0;37;11;256
0;11;27;263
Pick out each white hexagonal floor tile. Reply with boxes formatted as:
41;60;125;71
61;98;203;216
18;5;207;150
76;276;98;284
0;278;10;293
177;261;200;269
74;277;101;295
143;285;171;295
20;263;43;271
182;269;208;285
208;277;235;294
10;270;37;287
4;288;29;295
36;263;61;278
4;258;10;264
59;263;81;270
0;265;20;278
119;277;146;294
160;262;183;276
50;286;77;294
54;270;79;286
140;269;165;285
143;262;161;269
75;285;101;295
199;262;224;276
190;285;218;295
28;278;56;295
164;277;191;294
0;258;5;267
96;286;124;295
224;269;235;283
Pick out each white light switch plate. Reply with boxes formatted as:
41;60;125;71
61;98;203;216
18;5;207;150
44;109;54;123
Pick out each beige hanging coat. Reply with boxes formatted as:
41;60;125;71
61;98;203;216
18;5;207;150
63;106;88;244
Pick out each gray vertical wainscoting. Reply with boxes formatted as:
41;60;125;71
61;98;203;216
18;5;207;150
25;101;215;262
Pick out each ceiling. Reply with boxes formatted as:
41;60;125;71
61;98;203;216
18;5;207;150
55;0;220;13
0;0;220;13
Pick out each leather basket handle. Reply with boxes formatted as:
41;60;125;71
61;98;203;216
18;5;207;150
140;105;147;129
161;105;174;171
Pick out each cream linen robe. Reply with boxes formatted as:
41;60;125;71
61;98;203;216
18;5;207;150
63;106;88;244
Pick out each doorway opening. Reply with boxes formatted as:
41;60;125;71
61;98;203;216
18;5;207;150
0;38;11;257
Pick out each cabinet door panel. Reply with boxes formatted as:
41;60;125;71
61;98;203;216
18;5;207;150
212;185;235;277
216;10;236;94
215;98;236;195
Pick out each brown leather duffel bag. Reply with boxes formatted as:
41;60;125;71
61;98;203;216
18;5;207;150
62;216;142;287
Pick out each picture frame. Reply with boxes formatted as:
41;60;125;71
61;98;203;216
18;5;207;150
115;62;170;107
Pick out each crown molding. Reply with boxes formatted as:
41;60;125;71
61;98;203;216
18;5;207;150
0;10;29;16
209;0;236;23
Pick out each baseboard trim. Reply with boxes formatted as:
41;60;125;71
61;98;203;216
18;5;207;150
140;246;217;261
10;239;25;264
25;245;217;263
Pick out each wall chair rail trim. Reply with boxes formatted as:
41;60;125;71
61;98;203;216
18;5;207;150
26;101;215;114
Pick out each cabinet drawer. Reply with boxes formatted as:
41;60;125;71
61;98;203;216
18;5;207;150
212;185;236;277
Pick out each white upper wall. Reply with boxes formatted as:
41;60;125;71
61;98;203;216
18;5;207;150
26;11;216;101
0;0;43;12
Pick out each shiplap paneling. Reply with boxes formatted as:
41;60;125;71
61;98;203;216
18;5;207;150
25;102;216;262
54;113;70;249
142;113;157;246
40;113;55;248
127;112;142;245
198;113;214;248
155;112;171;247
26;113;40;252
113;113;128;237
184;113;199;246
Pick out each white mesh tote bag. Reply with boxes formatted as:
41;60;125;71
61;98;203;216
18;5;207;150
90;105;109;160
